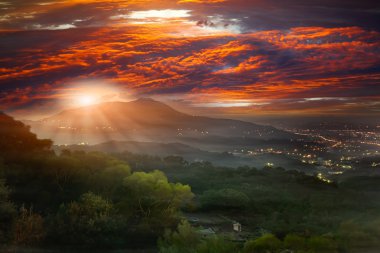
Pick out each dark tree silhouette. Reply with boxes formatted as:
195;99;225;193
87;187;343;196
0;112;52;161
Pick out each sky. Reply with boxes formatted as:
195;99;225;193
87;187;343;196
0;0;379;119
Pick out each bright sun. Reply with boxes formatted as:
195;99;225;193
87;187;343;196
77;95;97;106
68;81;124;108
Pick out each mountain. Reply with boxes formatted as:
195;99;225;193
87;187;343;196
45;98;187;128
25;98;295;147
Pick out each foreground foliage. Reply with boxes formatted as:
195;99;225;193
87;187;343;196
158;221;239;253
159;221;341;253
0;112;379;252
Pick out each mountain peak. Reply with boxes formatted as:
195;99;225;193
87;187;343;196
135;97;156;102
44;98;188;124
131;97;169;107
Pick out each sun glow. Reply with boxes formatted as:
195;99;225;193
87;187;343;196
128;9;192;20
77;95;97;106
65;80;126;108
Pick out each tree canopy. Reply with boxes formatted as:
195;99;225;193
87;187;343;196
0;112;52;161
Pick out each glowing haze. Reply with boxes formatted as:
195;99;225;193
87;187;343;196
0;0;379;119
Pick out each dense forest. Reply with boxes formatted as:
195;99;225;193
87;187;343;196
1;112;380;253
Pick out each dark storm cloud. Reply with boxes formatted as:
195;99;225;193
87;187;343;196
0;0;379;31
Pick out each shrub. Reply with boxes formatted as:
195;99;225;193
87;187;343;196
12;206;45;245
244;234;282;253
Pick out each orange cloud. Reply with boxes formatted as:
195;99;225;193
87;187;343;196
178;0;227;3
0;25;379;116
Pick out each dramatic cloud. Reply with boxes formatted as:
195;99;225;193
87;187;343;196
1;0;379;31
0;0;379;117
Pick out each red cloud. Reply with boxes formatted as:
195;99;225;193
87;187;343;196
0;25;379;115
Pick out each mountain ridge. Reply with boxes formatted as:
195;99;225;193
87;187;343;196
24;98;294;145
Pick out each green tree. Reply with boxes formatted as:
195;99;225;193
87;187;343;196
306;236;337;253
122;170;194;230
196;236;240;253
52;192;124;246
200;188;249;210
158;220;200;253
244;234;282;253
283;234;306;251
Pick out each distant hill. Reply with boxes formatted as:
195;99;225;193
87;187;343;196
25;98;295;147
54;140;240;166
57;141;208;157
54;140;314;170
